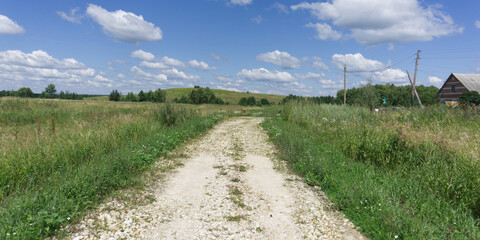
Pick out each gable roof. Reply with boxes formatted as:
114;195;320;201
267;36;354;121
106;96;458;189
453;73;480;92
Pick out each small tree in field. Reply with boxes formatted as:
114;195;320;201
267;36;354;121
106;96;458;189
109;89;121;101
17;87;34;98
459;91;480;106
125;92;137;102
138;90;146;102
44;84;57;98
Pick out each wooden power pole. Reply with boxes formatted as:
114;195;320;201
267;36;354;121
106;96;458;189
344;64;346;105
411;50;421;107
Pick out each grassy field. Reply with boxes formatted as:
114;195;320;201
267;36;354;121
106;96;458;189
262;103;480;239
0;97;237;239
85;88;285;105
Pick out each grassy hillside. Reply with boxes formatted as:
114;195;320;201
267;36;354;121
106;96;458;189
164;88;284;104
84;88;285;104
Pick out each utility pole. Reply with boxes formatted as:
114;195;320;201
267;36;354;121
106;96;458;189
407;70;424;109
344;64;347;105
411;50;421;107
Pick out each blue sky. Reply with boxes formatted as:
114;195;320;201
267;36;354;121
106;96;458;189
1;0;480;95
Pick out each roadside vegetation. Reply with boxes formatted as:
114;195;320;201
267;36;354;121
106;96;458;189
262;102;480;239
0;98;223;239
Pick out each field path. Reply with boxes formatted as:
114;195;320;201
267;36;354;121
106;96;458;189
61;117;366;240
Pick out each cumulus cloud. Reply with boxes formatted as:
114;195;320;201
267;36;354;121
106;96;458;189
272;3;289;13
372;68;408;84
0;49;115;92
57;8;83;24
117;73;125;79
476;20;480;29
131;49;155;61
256;50;301;69
188;60;217;71
162;56;186;68
428;76;444;86
296;72;340;88
305;23;342;40
163;67;200;81
292;0;463;45
86;4;162;43
214;74;233;82
332;53;385;72
237;68;296;82
230;0;253;6
311;56;329;70
0;14;25;35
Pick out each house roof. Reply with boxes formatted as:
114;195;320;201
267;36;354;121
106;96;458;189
453;73;480;92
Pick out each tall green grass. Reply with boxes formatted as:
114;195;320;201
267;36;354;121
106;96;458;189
0;98;222;239
262;103;480;239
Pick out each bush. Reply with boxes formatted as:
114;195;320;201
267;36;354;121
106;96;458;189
260;98;270;105
125;92;137;102
156;103;195;126
16;87;34;98
109;90;121;101
459;91;480;106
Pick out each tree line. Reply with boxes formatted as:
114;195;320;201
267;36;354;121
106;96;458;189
281;83;440;107
173;86;225;104
109;88;167;103
0;84;83;100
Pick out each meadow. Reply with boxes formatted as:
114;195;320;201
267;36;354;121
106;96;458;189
0;97;233;239
262;103;480;239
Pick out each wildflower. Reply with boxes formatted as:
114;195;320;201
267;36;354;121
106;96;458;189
395;236;398;239
67;217;71;220
13;233;16;235
7;185;9;188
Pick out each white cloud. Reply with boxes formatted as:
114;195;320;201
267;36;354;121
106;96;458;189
117;73;125;79
0;14;25;35
0;50;85;69
131;50;155;61
162;56;186;68
272;3;289;14
163;67;200;81
188;60;217;71
251;15;263;24
372;69;408;84
476;20;480;29
230;0;252;6
296;72;340;88
57;8;82;24
332;53;385;72
130;66;167;81
86;4;162;43
292;0;463;45
210;53;228;62
139;61;169;70
305;23;342;40
311;56;329;70
256;50;301;69
428;76;444;86
214;74;232;82
237;68;296;82
0;49;113;92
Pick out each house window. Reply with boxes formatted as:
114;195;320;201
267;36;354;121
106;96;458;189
452;85;456;92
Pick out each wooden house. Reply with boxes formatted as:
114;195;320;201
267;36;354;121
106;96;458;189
437;73;480;104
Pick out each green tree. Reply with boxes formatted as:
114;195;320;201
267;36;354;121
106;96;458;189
246;96;256;106
125;92;137;102
459;91;480;106
44;84;57;98
152;88;166;103
138;90;146;102
145;90;153;102
260;98;270;105
16;87;34;98
109;89;121;101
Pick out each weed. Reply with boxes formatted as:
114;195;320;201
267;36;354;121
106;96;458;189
226;215;246;222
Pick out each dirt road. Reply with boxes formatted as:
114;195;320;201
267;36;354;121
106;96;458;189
61;117;366;240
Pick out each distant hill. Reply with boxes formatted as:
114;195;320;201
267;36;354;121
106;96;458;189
84;88;285;105
164;88;284;105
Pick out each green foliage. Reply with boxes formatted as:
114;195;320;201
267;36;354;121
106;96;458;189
459;91;480;105
109;89;121;101
263;103;480;239
174;86;224;104
44;84;57;99
238;96;257;106
0;100;222;239
125;92;137;102
337;84;439;107
152;88;166;103
260;98;270;105
281;94;305;104
155;103;196;126
16;87;34;98
138;90;146;102
58;91;83;100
